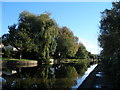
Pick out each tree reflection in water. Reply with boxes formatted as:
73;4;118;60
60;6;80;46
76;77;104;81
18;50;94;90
2;63;87;89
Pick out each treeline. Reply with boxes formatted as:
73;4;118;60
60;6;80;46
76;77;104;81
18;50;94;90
98;2;120;86
2;11;94;62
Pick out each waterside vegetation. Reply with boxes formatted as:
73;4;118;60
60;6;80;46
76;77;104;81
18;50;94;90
1;11;97;64
98;1;120;86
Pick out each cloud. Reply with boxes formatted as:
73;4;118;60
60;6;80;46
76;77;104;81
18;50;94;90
79;38;102;54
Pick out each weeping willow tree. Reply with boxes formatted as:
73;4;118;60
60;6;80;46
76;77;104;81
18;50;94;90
2;11;58;61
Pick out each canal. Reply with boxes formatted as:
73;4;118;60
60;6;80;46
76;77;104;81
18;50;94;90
0;62;97;89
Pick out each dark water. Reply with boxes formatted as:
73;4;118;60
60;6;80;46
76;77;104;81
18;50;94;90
1;63;97;89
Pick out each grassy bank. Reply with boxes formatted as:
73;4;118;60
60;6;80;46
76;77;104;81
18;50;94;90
0;57;37;61
60;59;90;63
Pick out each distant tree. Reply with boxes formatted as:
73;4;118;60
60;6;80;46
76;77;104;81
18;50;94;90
55;27;79;58
75;43;88;59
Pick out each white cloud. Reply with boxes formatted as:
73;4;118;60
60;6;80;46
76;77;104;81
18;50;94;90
79;38;102;54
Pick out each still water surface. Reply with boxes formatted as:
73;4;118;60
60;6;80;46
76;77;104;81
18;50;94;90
1;63;97;89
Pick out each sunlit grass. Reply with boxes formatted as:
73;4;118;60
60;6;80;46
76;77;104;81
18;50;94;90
0;52;4;54
0;57;37;61
60;59;89;63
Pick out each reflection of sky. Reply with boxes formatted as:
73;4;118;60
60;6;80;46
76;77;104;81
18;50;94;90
0;69;2;90
0;83;1;89
0;76;6;89
72;64;97;89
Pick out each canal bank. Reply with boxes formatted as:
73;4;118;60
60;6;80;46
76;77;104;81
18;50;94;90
77;63;114;89
1;60;38;68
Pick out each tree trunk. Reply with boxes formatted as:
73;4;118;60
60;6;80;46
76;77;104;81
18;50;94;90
20;54;22;59
20;50;22;59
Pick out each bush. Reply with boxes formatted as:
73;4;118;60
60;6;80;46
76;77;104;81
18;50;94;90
2;48;13;58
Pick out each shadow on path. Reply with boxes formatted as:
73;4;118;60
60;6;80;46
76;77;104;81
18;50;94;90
77;63;114;89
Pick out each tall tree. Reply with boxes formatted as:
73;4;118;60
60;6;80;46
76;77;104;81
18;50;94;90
98;1;120;85
55;27;79;58
2;11;58;60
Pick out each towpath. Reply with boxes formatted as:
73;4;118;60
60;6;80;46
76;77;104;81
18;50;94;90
77;63;114;89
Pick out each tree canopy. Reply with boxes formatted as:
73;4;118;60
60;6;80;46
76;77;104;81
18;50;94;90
75;43;88;59
2;10;89;62
98;1;120;85
2;11;58;60
55;27;79;58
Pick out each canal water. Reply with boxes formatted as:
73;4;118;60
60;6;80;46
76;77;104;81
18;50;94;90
0;63;97;89
72;64;97;89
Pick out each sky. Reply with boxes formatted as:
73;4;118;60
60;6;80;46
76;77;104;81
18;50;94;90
1;0;118;2
1;2;113;54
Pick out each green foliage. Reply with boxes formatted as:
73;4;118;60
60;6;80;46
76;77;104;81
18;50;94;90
55;27;79;58
98;1;120;86
2;10;89;63
2;11;58;61
2;48;14;58
75;43;88;59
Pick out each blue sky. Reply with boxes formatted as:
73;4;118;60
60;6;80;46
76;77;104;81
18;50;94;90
1;2;112;54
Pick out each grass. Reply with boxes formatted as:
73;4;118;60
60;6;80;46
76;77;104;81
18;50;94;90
0;52;4;54
0;57;37;61
60;59;89;63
